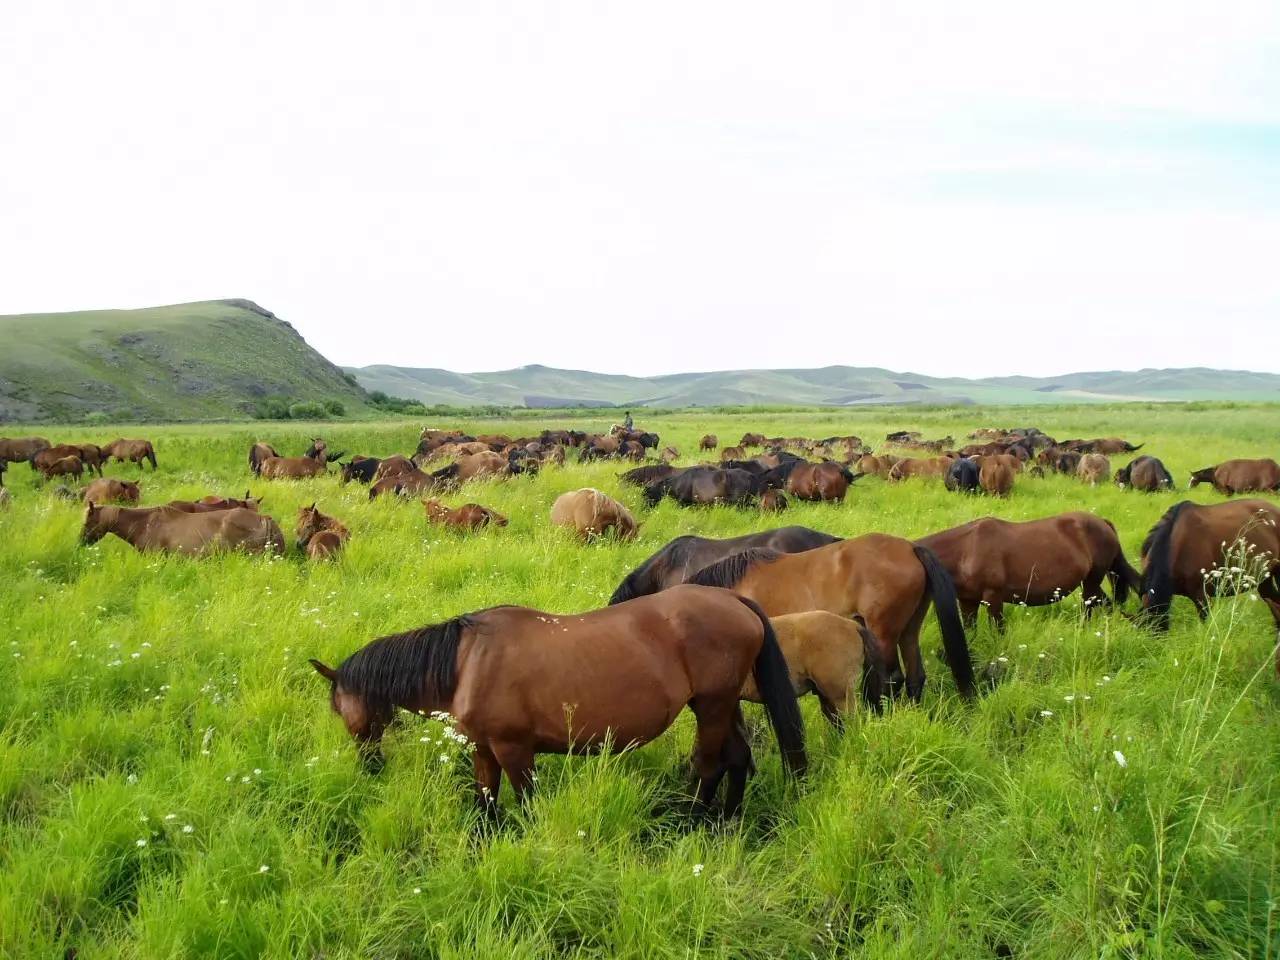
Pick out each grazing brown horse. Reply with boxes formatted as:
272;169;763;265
1188;459;1280;496
774;461;858;503
39;455;84;481
687;537;976;702
917;513;1140;630
309;585;806;817
700;434;718;451
551;488;638;541
81;503;284;555
742;612;889;725
740;433;766;448
609;527;840;603
423;498;508;531
1077;453;1111;486
82;478;140;504
759;489;788;512
371;455;416;483
433;451;509;484
855;454;900;477
368;468;438;500
660;446;680;463
719;446;746;463
621;464;680;487
166;492;262;513
248;442;280;476
887;456;954;481
297;503;350;560
976;454;1016;497
1115;455;1174;492
102;438;158;470
0;436;51;465
1139;501;1280;666
35;444;105;477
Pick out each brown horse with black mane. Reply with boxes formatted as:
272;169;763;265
1188;459;1280;496
686;536;976;701
1138;501;1280;661
917;513;1140;630
309;585;807;818
609;526;840;604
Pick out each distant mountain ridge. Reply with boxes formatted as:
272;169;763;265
347;362;1280;408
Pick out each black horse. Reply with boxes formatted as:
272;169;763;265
339;456;382;484
643;467;764;507
609;526;842;604
944;457;979;493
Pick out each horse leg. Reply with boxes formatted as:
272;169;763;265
687;697;735;816
719;706;755;818
1082;574;1108;618
983;593;1006;632
959;599;979;630
472;744;502;821
1259;573;1280;675
490;740;536;805
815;691;845;731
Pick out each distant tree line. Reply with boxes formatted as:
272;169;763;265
251;396;347;420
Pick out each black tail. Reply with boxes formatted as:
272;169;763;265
738;597;806;778
430;463;460;482
853;615;887;713
1126;443;1145;452
912;544;976;698
146;449;157;470
1103;520;1142;604
1139;501;1192;630
326;451;346;463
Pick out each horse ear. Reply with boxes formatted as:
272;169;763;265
309;659;338;682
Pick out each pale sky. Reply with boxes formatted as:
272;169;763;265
3;2;1279;377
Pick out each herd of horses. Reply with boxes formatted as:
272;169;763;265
3;423;1280;821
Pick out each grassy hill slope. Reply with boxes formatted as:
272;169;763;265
0;300;370;422
348;362;1280;408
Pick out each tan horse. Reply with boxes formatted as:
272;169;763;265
423;498;508;531
688;536;975;702
81;503;284;555
551;488;639;541
854;454;900;477
719;446;746;463
296;503;350;560
887;456;954;481
1077;453;1111;486
102;438;158;470
82;478;141;504
976;454;1016;496
740;611;888;725
260;452;327;479
372;455;416;483
309;585;806;818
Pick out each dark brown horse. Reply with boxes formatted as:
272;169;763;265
1115;455;1174;492
686;537;976;701
608;526;840;604
0;436;51;466
699;434;718;451
1189;459;1280;496
1138;501;1280;660
309;585;806;818
643;467;764;508
917;513;1140;629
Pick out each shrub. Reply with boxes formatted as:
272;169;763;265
323;399;346;417
83;411;110;426
287;400;328;420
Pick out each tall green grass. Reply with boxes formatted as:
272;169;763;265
0;405;1277;958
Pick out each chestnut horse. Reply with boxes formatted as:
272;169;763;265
766;460;859;503
166;492;261;513
81;503;284;555
423;498;508;531
743;612;889;726
759;489;788;512
686;536;976;701
82;478;140;504
296;503;350;560
38;455;84;481
608;526;839;604
1188;459;1280;496
248;442;280;476
1138;501;1280;657
917;513;1140;630
102;438;158;470
309;585;806;818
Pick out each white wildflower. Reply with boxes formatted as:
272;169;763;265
1113;750;1128;768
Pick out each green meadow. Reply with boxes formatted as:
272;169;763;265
1;404;1277;959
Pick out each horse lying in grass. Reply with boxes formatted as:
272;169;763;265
745;611;888;726
687;537;976;702
297;503;350;560
423;498;508;531
80;503;284;555
1138;500;1280;665
608;526;840;604
309;585;806;818
81;478;141;504
916;513;1141;630
551;489;638;541
166;492;262;513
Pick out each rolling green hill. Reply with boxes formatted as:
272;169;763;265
348;362;1280;408
0;300;370;422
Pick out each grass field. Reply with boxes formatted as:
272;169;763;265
1;404;1278;959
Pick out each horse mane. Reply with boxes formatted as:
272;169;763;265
336;612;487;710
686;548;780;589
1139;501;1194;627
